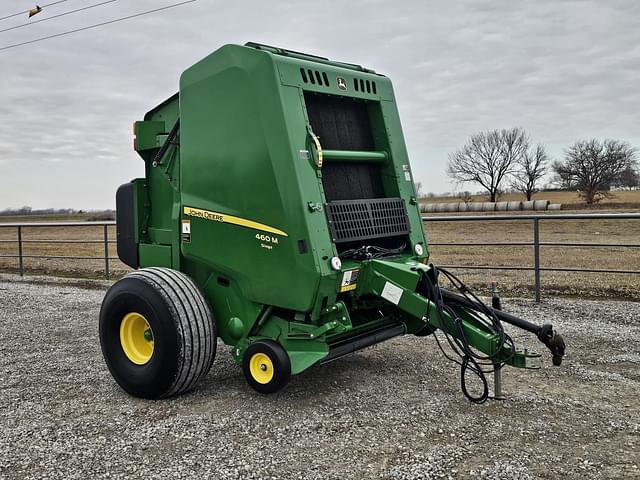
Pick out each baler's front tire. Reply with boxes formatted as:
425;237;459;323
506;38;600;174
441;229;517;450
99;267;216;399
243;340;291;394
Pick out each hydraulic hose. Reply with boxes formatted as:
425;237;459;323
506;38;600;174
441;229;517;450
439;285;566;366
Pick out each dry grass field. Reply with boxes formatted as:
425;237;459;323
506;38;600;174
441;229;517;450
1;211;639;300
422;189;640;208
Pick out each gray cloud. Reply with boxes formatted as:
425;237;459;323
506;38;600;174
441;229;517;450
1;0;638;208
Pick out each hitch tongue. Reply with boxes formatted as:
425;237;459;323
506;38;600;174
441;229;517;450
438;289;566;366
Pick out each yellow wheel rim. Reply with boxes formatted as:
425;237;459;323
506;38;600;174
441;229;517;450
249;352;274;384
119;312;154;365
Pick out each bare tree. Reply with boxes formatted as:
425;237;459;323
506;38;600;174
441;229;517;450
551;164;576;191
612;166;640;190
553;139;637;204
414;181;423;198
447;128;529;202
460;191;473;204
511;144;549;200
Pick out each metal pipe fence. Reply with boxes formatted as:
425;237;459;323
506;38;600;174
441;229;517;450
0;221;117;279
1;214;639;300
422;212;640;301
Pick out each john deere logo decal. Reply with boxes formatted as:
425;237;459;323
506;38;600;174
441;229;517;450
336;77;347;91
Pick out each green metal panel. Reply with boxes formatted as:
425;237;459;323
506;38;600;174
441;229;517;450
139;243;172;268
133;121;164;151
178;45;327;314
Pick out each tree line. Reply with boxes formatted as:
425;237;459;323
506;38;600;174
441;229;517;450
0;207;115;219
0;206;79;216
447;128;639;204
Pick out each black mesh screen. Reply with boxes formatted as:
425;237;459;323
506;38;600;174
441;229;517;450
304;92;383;202
322;162;384;201
326;198;410;243
304;92;374;150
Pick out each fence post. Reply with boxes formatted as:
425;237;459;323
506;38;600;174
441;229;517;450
103;224;109;280
18;226;24;277
533;217;541;302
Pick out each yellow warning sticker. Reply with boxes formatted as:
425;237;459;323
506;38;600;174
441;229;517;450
340;269;360;292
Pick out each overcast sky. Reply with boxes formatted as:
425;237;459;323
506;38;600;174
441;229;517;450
1;0;638;209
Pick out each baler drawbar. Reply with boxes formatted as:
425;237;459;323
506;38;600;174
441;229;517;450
99;42;565;401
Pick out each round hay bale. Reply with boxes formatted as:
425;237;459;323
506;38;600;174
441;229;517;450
522;200;535;211
481;202;496;212
495;201;509;211
457;202;468;212
468;202;483;212
534;200;550;210
507;201;522;211
445;203;459;212
435;203;450;213
421;203;436;213
547;203;562;211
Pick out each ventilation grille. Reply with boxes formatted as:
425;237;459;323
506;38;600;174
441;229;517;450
326;198;410;243
353;77;377;94
299;68;378;94
300;68;330;87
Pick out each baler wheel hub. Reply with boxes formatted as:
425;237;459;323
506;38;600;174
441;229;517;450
249;353;274;384
119;312;154;365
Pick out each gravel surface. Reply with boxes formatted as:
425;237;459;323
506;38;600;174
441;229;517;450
0;273;639;479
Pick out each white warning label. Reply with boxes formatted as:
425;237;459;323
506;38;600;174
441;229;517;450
381;281;403;305
402;164;411;181
181;220;191;243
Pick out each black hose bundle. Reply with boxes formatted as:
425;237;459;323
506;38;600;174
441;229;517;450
339;243;406;261
420;265;516;404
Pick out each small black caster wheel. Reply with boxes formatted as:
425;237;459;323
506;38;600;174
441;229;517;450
242;340;291;394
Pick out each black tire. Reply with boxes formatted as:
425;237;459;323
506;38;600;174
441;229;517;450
242;340;291;394
99;267;216;399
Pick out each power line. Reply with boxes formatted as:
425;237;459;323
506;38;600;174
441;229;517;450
0;0;72;22
0;0;197;52
0;0;117;34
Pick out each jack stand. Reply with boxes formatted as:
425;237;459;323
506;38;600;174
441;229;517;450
493;364;505;400
490;281;502;311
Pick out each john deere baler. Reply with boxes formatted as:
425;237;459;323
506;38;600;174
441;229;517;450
99;42;564;401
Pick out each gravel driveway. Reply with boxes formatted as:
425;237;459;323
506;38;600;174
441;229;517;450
0;274;638;479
